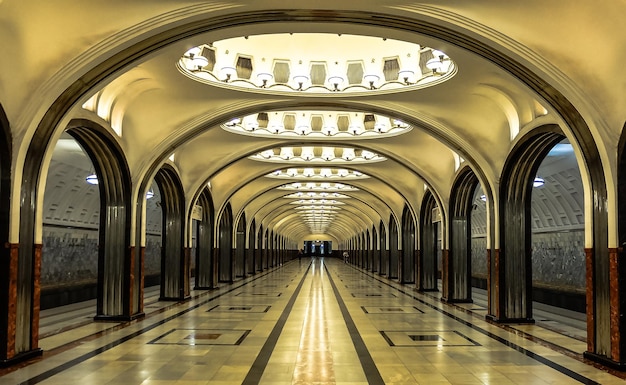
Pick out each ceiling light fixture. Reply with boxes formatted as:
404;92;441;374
257;72;273;87
327;75;345;91
221;66;237;82
180;39;455;94
293;74;309;90
85;173;98;185
363;74;380;89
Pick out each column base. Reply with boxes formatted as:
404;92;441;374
441;297;473;304
0;348;43;368
584;351;626;371
159;295;191;302
94;312;145;322
194;286;218;290
417;288;439;292
486;314;535;324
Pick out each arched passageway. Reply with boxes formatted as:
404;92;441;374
617;123;626;363
194;188;215;289
444;167;479;303
218;203;234;283
154;165;188;301
235;213;246;278
419;190;439;292
65;122;133;319
247;218;257;275
494;127;566;323
530;139;585;313
400;205;416;284
388;215;399;280
378;221;387;276
370;225;377;272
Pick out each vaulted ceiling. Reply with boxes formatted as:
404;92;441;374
2;1;622;246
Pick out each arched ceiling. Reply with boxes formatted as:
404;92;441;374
2;1;622;247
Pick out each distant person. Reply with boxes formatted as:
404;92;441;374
343;251;349;263
298;249;304;263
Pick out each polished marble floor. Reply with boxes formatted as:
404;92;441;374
1;258;624;384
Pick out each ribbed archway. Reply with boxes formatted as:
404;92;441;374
444;166;479;303
401;205;416;284
194;188;215;289
419;190;439;291
235;213;247;278
495;127;566;323
65;121;133;319
388;214;399;280
218;203;234;283
154;164;188;301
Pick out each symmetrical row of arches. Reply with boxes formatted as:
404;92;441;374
0;6;625;374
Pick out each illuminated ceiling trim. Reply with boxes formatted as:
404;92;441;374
250;146;385;164
178;33;456;96
278;182;358;192
284;194;349;200
223;111;411;139
266;168;368;179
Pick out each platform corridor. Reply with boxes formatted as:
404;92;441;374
0;258;623;385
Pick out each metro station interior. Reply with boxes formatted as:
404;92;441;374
1;1;626;384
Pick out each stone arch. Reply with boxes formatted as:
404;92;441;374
419;190;439;291
235;212;247;278
247;218;256;275
64;120;133;319
495;126;566;323
218;203;233;283
443;166;479;303
370;225;377;271
194;187;215;289
388;214;399;280
379;220;387;276
271;231;278;266
401;205;416;284
360;231;367;268
154;164;188;301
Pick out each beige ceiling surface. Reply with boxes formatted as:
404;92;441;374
1;1;622;246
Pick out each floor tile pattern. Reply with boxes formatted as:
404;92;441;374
1;258;625;384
